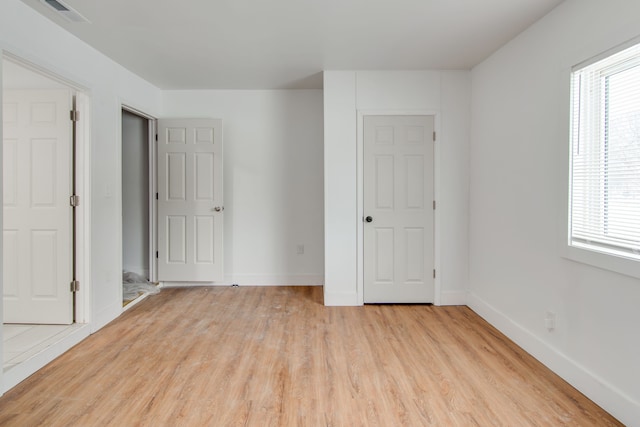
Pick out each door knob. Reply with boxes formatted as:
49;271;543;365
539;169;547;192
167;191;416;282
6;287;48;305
214;206;224;212
365;216;373;223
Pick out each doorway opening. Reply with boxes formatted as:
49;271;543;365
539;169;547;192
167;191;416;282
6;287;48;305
2;54;90;389
121;107;157;308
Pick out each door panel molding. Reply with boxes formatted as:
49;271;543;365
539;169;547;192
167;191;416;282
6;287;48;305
363;115;434;303
3;89;74;324
357;110;441;305
157;118;223;283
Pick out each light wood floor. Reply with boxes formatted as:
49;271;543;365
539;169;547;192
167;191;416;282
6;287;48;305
0;286;622;426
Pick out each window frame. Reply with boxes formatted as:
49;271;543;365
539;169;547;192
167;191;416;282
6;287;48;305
563;40;640;279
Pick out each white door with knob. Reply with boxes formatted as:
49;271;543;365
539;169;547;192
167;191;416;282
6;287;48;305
363;115;435;303
157;118;224;282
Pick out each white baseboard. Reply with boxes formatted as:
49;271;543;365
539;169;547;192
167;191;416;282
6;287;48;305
159;282;227;288
322;289;467;307
91;302;122;333
160;275;324;288
224;275;324;286
3;324;90;393
467;292;640;426
438;290;468;306
323;291;360;306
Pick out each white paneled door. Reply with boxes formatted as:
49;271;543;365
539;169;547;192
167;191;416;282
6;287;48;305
3;89;74;324
157;118;224;282
363;115;435;303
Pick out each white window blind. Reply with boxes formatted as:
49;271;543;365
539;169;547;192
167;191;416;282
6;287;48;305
570;42;640;260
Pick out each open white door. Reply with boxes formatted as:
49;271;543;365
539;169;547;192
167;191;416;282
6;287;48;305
3;89;74;324
157;118;224;282
363;115;435;303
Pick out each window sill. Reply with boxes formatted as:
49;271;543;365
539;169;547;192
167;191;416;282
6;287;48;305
563;245;640;280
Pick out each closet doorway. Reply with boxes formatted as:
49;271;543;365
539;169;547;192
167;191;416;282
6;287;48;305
121;108;156;307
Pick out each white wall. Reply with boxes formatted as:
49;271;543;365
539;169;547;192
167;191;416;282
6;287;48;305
0;0;162;336
121;111;149;278
162;90;324;285
3;60;68;90
469;0;640;424
323;70;470;306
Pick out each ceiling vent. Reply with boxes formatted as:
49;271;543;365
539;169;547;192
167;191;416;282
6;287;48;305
40;0;90;23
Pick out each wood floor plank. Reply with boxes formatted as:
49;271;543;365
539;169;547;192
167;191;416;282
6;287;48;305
0;286;623;426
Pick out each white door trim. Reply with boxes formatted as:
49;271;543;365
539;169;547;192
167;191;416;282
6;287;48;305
119;104;158;287
73;90;91;324
356;110;442;306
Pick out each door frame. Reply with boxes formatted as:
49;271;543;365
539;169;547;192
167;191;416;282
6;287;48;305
356;110;442;306
2;52;91;324
118;104;157;302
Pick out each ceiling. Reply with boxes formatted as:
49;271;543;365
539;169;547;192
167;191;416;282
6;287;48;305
21;0;565;90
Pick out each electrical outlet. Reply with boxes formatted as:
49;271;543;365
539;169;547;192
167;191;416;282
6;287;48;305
545;311;556;331
296;244;305;255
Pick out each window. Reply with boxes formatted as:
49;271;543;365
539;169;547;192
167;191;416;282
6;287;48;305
570;43;640;261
